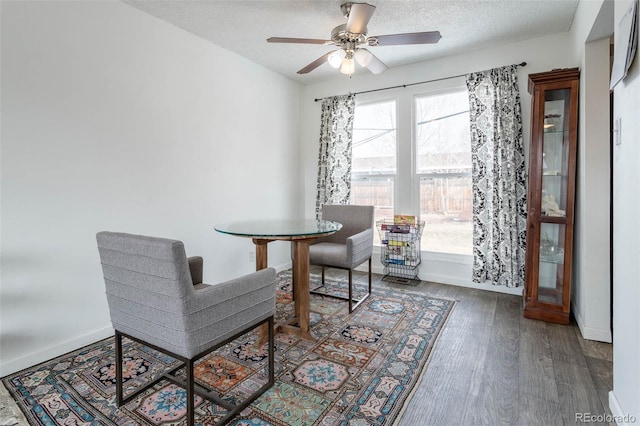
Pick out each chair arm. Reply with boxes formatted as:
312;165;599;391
188;267;277;314
188;256;203;285
346;228;374;265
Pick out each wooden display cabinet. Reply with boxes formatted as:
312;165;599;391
523;68;579;324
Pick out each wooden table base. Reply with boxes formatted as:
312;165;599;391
253;237;318;346
275;317;316;341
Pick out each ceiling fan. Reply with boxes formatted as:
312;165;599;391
267;2;441;76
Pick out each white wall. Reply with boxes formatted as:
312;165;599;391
569;0;614;344
299;31;574;294
610;0;640;420
572;36;612;342
0;1;301;376
568;0;639;419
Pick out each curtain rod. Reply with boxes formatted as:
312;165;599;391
313;61;527;102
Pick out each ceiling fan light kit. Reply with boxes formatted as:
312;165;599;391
328;49;346;68
266;2;441;77
340;54;356;75
355;49;373;67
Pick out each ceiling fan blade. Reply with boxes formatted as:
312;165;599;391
267;37;329;45
346;3;376;34
363;50;387;75
373;31;442;46
297;51;336;74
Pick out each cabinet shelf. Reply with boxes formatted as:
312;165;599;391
539;255;565;265
539;215;566;224
524;68;579;325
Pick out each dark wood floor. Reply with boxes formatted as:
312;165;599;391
335;268;614;426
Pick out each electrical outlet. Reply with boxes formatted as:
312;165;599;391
249;249;255;263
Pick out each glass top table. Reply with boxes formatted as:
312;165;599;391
215;219;342;341
214;219;342;240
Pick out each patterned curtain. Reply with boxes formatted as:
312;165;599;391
315;94;356;219
466;65;527;287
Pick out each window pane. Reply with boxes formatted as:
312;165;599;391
352;100;396;246
352;101;396;175
419;176;472;255
351;176;394;246
415;90;472;255
415;91;471;174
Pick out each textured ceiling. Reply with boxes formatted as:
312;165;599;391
122;0;579;85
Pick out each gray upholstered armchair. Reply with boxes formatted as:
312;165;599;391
310;204;374;312
96;231;276;426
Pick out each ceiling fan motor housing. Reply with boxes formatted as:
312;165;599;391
331;24;367;46
340;2;355;18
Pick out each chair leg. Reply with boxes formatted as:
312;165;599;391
186;358;195;426
368;258;372;294
348;269;353;313
268;316;275;385
348;259;372;313
115;332;124;407
115;317;276;426
310;264;372;313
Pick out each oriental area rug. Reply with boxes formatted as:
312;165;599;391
2;270;454;426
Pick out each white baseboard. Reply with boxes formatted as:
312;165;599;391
609;391;638;425
573;302;613;343
357;263;523;295
0;326;114;378
354;263;384;275
422;273;524;296
273;261;292;273
355;256;522;296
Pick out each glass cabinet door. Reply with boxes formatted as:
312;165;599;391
540;89;571;219
537;222;566;305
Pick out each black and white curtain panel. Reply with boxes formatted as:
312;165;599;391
466;65;527;288
315;94;355;219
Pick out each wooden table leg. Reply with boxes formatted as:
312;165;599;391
290;239;315;341
253;238;269;270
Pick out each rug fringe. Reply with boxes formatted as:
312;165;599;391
0;381;29;426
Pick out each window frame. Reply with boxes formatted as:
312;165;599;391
350;96;400;217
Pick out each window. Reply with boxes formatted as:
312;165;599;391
350;100;396;245
350;85;473;256
415;90;472;255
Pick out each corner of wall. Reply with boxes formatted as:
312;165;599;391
609;391;638;425
573;301;612;343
